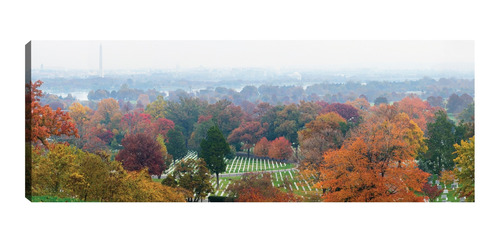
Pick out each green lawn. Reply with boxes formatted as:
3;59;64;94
31;196;82;202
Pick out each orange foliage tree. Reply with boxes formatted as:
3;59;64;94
253;137;270;157
28;80;78;147
393;95;440;133
298;112;346;177
268;137;293;160
319;110;430;202
91;98;122;130
346;97;371;112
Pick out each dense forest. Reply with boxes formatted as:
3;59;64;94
27;77;475;202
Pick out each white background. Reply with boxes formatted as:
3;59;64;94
0;1;498;243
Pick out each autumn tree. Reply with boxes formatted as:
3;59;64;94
319;102;360;123
145;95;168;119
31;144;79;197
206;99;245;137
119;110;152;134
68;102;92;130
28;80;78;147
298;112;346;177
227;121;268;157
226;173;300;202
253;137;270;157
422;183;443;202
268;137;293;160
91;98;122;131
115;133;166;177
156;134;173;169
274;104;301;147
167;158;213;202
31;143;184;202
394;95;438;133
254;102;273;120
120;169;185;202
32;143;113;201
166;127;188;161
200;125;231;189
346;97;371;111
297;101;321;128
319;111;430;202
81;124;112;153
150;118;175;139
453;136;474;202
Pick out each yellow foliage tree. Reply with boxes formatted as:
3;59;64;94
453;136;474;202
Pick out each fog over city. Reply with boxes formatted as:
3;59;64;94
32;40;474;71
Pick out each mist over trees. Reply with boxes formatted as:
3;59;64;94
29;68;475;203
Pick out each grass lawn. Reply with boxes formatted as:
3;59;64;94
31;196;82;202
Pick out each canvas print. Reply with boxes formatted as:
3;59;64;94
25;40;474;202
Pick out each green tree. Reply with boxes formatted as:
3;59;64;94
165;97;208;148
166;127;188;161
188;118;215;150
200;125;230;189
458;102;474;123
418;110;457;175
374;96;388;106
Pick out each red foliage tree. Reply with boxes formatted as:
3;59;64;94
207;100;245;137
422;183;443;201
227;173;300;202
318;102;360;123
28;80;78;147
227;121;268;156
197;115;213;123
268;137;293;160
150;118;175;140
253;137;270;157
119;111;152;134
115;133;166;176
82;135;107;153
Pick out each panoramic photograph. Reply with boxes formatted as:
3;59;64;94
25;40;474;202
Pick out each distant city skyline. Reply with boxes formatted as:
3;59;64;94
31;40;474;72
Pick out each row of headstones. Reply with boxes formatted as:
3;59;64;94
207;179;231;197
164;151;199;175
271;170;317;192
224;156;286;174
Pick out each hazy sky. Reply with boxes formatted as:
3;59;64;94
31;40;474;71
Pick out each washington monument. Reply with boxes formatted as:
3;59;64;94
99;43;103;78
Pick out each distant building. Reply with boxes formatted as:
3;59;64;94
405;90;424;96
